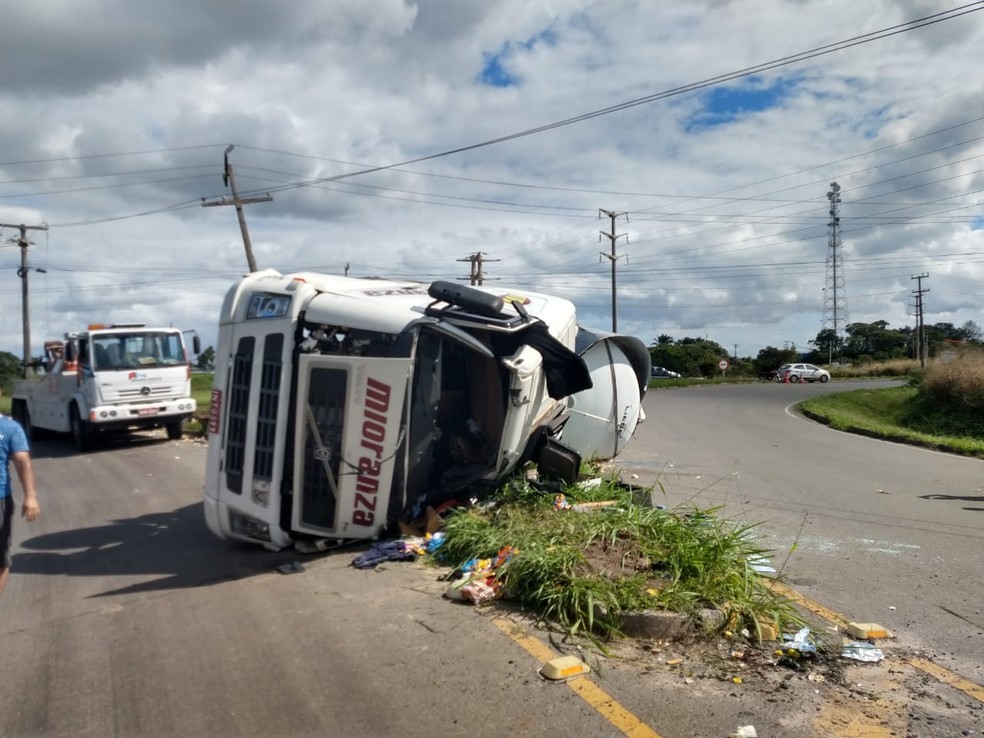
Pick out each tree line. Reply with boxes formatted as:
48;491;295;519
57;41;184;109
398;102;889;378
648;319;983;379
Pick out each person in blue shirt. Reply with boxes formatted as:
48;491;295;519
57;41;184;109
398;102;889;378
1;392;40;599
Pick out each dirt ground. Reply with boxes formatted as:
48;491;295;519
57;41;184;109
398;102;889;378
423;553;984;736
571;620;984;737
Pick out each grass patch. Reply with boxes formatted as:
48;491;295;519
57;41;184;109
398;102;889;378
191;372;214;406
432;477;800;639
800;385;984;458
829;358;920;379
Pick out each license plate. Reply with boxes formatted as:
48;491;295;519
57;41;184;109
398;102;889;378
138;408;160;416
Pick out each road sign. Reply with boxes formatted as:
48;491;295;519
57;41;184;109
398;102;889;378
718;359;729;371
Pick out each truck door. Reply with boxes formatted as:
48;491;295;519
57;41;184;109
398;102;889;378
290;355;412;539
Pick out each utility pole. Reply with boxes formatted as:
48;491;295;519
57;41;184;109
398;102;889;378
599;209;628;332
457;252;499;286
201;145;273;272
2;222;49;377
911;273;930;368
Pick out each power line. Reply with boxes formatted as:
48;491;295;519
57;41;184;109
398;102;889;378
230;3;984;200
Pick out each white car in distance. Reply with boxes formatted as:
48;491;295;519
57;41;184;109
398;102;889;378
784;363;831;383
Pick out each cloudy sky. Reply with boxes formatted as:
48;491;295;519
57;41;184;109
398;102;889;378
1;0;982;363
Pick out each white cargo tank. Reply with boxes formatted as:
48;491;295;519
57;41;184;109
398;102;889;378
561;330;651;461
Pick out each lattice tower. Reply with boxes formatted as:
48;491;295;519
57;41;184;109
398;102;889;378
821;181;848;337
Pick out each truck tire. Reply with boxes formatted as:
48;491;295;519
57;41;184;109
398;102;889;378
166;421;183;440
11;400;25;428
70;404;94;452
12;401;44;441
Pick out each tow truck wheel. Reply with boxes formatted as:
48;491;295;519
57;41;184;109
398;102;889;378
13;401;43;441
23;407;34;440
70;404;94;452
166;421;183;440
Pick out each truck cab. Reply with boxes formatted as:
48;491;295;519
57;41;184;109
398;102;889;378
204;271;651;550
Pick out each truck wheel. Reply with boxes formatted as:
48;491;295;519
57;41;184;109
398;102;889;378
166;421;183;440
70;405;94;452
23;407;35;440
11;400;25;428
13;402;43;441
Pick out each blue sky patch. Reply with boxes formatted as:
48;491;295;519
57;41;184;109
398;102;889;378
478;29;558;88
687;75;801;130
972;216;984;230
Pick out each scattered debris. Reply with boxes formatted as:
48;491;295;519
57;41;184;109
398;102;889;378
552;493;619;512
846;622;893;639
841;641;885;662
351;539;425;569
746;554;776;574
276;561;305;575
733;726;758;738
443;545;519;605
782;626;818;654
754;620;779;642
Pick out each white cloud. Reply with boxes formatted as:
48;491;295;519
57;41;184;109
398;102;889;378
1;0;982;362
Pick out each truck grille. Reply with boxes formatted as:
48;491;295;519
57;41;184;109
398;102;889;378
109;385;182;401
225;338;255;495
298;367;347;530
224;335;283;496
253;335;283;481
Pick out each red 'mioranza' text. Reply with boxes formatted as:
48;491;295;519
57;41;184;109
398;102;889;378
352;377;391;526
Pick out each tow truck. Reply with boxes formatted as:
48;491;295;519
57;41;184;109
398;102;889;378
11;324;199;450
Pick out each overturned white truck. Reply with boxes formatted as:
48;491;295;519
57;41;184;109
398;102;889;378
204;270;651;550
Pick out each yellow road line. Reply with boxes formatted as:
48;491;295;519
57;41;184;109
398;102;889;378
908;657;984;703
492;618;661;738
766;580;984;708
765;580;852;628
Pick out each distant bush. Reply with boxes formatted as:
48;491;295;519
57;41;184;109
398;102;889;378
919;350;984;412
830;358;920;379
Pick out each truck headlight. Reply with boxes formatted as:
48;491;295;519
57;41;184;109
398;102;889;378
229;510;271;542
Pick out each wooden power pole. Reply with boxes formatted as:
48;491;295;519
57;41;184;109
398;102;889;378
911;273;930;368
201;146;272;272
2;222;49;376
457;252;499;286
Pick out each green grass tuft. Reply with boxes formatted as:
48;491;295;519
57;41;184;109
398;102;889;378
432;477;801;639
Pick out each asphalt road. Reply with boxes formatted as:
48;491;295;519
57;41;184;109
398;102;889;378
621;379;984;683
2;382;984;737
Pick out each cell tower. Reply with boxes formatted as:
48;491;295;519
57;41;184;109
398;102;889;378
821;181;848;342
